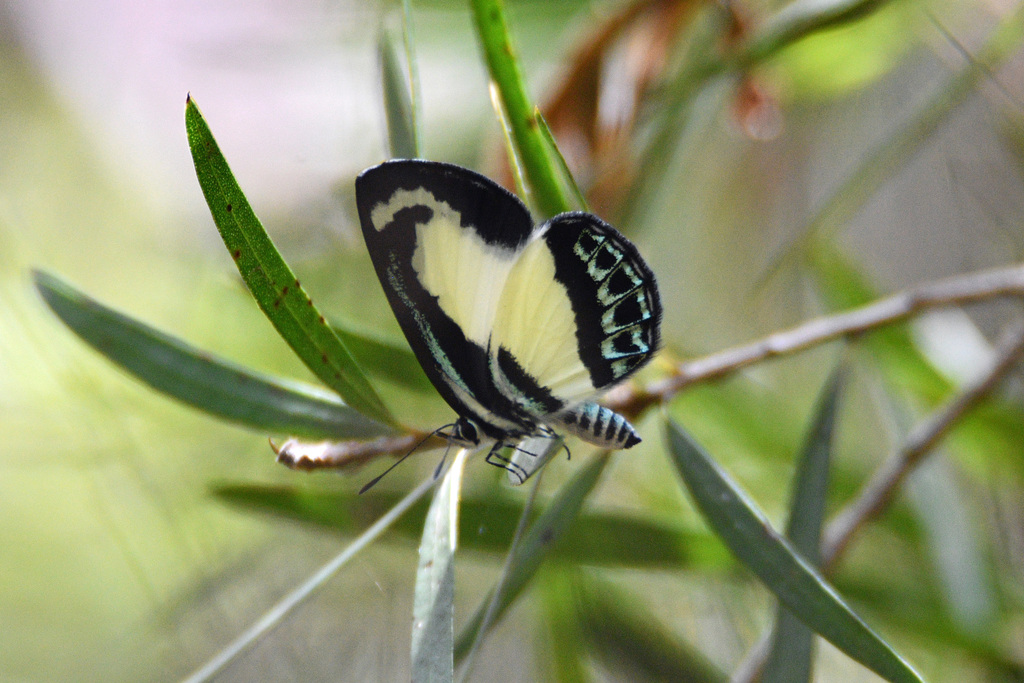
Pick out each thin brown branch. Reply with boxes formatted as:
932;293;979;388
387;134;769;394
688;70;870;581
272;432;432;471
644;262;1024;403
820;320;1024;570
288;263;1024;471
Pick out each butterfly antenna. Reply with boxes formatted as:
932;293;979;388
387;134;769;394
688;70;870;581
359;425;455;494
432;437;455;480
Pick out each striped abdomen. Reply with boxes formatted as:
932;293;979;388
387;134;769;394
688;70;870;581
553;402;640;449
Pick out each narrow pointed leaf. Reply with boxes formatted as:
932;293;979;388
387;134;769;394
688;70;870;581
534;108;589;212
329;321;433;393
575;572;725;683
380;30;419;158
665;418;922;683
401;0;422;152
34;270;390;440
411;449;468;682
489;82;530;207
536;569;590;683
185;96;395;426
212;481;727;570
763;366;845;683
454;453;610;662
739;0;894;66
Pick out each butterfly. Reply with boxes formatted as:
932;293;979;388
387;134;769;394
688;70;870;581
355;160;661;484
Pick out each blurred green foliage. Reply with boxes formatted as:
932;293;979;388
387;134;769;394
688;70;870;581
5;0;1024;681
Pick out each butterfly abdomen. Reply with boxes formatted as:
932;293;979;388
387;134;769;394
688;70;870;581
554;402;640;449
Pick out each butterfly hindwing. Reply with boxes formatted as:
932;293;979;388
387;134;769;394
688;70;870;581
489;212;661;413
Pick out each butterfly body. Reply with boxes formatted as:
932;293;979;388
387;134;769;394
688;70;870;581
356;160;660;482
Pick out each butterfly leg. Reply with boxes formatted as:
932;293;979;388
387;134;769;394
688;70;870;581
485;441;532;484
485;431;567;485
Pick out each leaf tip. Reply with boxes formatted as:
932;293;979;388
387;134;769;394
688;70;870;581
184;93;202;124
31;269;65;309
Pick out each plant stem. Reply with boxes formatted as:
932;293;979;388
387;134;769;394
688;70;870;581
469;0;571;217
820;321;1024;570
641;263;1024;404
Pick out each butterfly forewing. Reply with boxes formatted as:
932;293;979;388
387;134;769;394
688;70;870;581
355;160;537;438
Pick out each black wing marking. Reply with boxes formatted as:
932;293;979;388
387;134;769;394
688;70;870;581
356;160;535;250
541;212;662;389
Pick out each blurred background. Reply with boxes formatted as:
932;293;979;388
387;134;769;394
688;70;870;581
3;0;1024;680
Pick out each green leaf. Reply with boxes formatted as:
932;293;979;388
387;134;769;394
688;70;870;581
763;365;846;683
534;108;588;213
665;418;923;683
739;0;896;67
536;569;590;683
185;96;395;427
329;321;434;394
574;572;725;683
211;482;728;570
34;270;391;440
454;453;610;663
400;0;421;151
761;0;914;99
489;80;531;208
411;449;468;683
469;0;571;217
380;29;419;158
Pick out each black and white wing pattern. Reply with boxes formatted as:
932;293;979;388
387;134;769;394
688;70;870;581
489;211;660;443
356;159;539;442
355;159;661;482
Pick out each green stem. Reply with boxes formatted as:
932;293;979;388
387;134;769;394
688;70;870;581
469;0;571;217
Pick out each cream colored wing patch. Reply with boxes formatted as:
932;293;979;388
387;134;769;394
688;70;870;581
405;195;520;347
490;234;598;406
366;185;520;349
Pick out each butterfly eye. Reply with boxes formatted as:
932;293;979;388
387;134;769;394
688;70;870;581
453;418;478;445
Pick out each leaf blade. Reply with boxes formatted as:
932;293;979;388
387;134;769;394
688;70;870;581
411;450;468;682
574;572;725;683
329;321;434;394
665;418;922;683
211;481;727;570
185;95;395;427
763;366;846;683
34;270;390;440
380;28;419;159
454;453;610;662
469;0;571;217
